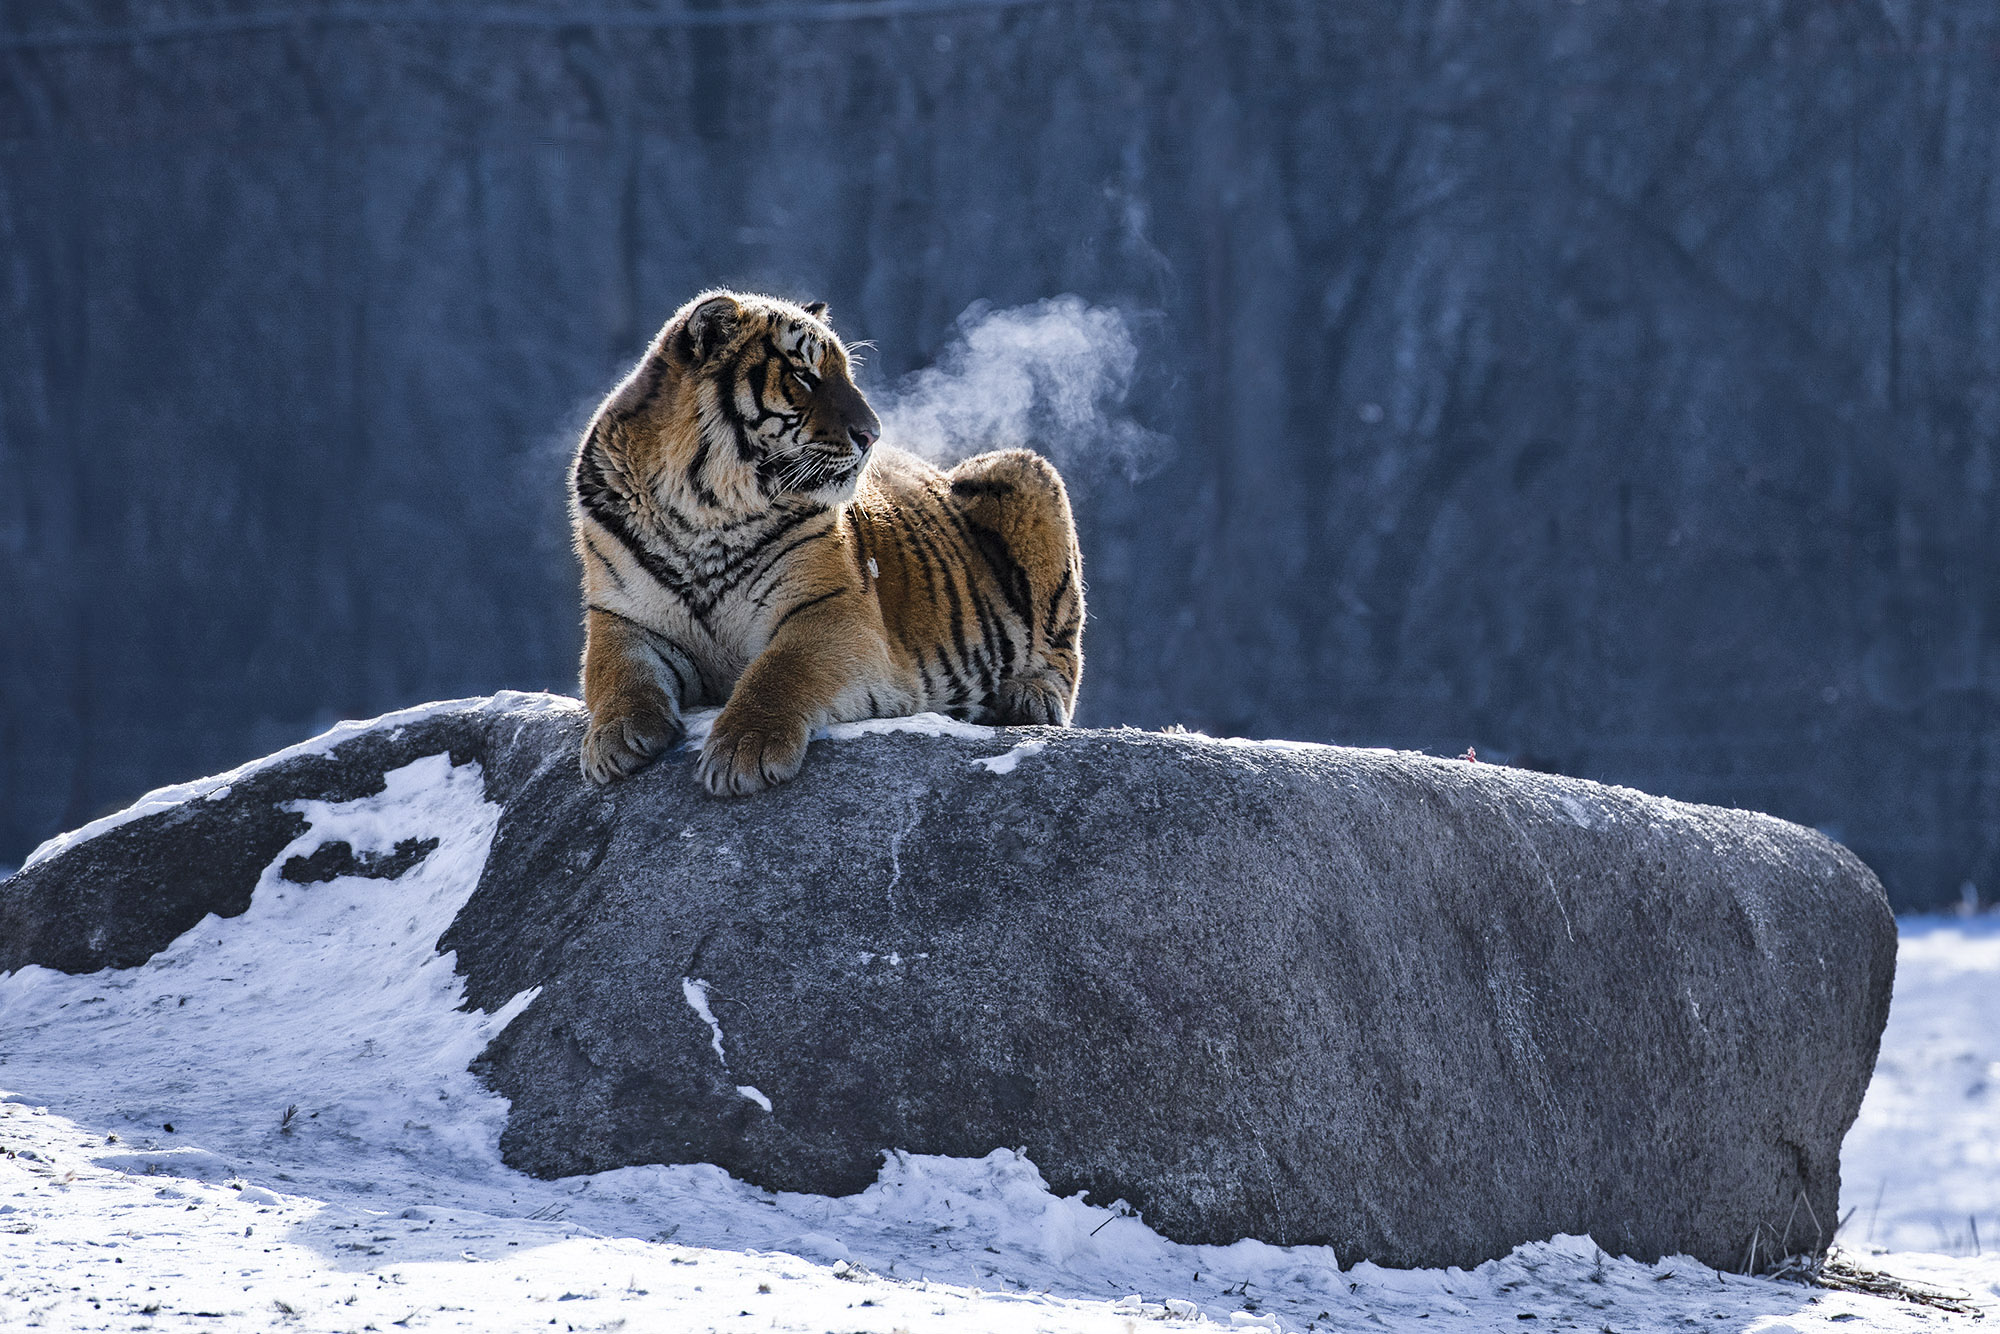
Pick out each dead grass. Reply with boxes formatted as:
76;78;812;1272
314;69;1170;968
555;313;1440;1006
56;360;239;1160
1763;1250;1986;1317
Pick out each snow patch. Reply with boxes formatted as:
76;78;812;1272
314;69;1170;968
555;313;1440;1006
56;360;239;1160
1185;732;1338;753
95;1147;236;1181
1840;914;2000;1257
0;750;539;1179
681;976;771;1115
1557;793;1602;830
827;711;995;741
681;976;729;1064
680;705;995;749
975;738;1047;774
21;691;580;870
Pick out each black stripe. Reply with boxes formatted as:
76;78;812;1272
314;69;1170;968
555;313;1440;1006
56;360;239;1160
586;602;654;635
938;556;975;684
582;534;628;591
932;485;1035;639
962;573;1003;699
689;506;826;614
745;528;838;607
577;485;713;630
991;594;1019;679
949;478;1014;498
899;506;946;607
714;350;764;465
586;603;694;699
685;431;722;509
903;510;973;674
852;519;873;584
963;520;1035;625
662;503;768;538
1044;566;1074;642
573;428;623;514
927;646;959;706
925;493;1003;687
769;586;849;637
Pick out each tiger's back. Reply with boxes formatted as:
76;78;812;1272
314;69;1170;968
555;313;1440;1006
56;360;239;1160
854;445;1083;728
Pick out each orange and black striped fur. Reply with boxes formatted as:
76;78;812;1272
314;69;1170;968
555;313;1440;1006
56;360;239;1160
571;290;1085;795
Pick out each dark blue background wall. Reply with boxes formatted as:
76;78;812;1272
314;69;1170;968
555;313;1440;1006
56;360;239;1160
3;0;1997;909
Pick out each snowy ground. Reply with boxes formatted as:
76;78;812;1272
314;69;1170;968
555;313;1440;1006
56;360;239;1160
2;717;1996;1331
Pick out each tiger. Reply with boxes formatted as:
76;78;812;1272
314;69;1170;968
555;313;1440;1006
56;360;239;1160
570;289;1085;795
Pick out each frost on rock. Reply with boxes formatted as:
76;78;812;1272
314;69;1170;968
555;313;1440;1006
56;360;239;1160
975;738;1047;774
681;975;773;1114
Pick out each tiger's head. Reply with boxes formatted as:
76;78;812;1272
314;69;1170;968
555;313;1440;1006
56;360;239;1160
639;289;881;513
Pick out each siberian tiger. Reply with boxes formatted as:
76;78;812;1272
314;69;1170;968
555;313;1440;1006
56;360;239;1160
570;289;1085;795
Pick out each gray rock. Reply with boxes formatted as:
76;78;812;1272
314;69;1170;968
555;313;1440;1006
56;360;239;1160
1;694;1895;1271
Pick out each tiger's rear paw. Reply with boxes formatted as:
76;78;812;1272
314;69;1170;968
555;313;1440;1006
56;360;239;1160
697;719;809;796
994;679;1072;727
580;698;684;785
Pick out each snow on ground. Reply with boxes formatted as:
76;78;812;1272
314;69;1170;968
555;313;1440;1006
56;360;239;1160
1;731;1996;1330
1839;915;2000;1259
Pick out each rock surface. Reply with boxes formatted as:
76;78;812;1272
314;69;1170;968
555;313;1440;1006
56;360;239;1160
1;693;1896;1270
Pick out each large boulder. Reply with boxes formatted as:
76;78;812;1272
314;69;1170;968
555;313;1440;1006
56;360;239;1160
0;692;1894;1271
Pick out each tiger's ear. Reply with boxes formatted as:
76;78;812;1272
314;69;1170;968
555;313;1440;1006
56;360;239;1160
680;294;741;362
802;300;830;321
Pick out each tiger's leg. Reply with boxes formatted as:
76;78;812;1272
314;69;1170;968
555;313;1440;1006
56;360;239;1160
698;591;888;796
947;450;1085;726
579;607;690;784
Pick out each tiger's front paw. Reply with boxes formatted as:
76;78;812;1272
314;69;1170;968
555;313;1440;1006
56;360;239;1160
994;679;1072;727
580;696;685;785
696;718;809;796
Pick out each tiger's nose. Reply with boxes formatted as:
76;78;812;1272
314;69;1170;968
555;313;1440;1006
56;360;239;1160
849;424;879;453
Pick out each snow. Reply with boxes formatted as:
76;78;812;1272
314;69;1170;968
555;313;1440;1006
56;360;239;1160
1180;730;1339;754
975;738;1047;774
678;705;997;751
825;712;996;742
1;718;1995;1329
18;692;581;871
679;977;773;1114
22;695;1015;877
1837;915;2000;1258
680;977;731;1065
